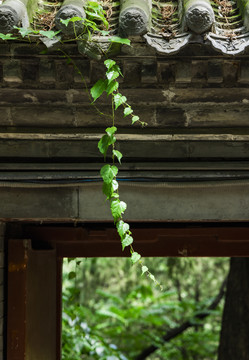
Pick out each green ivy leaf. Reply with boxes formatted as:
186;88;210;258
142;265;148;275
102;179;119;200
102;182;112;199
60;18;71;26
121;234;133;250
131;252;141;264
68;16;84;23
104;59;116;70
98;127;117;157
124;107;133;117
103;182;115;200
0;33;18;40
109;36;131;46
98;134;116;157
60;17;84;26
85;9;109;28
91;79;108;101
39;30;61;39
112;179;119;191
87;1;103;10
14;27;34;38
149;273;156;282
100;165;118;184
106;80;119;95
111;200;127;221
114;93;127;110
132;115;140;124
116;220;130;238
84;18;100;32
113;150;122;163
107;69;120;81
106;126;117;137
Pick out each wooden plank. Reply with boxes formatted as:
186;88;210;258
23;225;249;257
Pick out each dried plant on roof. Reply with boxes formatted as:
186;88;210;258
215;0;233;17
160;4;176;21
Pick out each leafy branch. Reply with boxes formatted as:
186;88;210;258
135;276;228;359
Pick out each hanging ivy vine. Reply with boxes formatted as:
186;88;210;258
0;1;162;288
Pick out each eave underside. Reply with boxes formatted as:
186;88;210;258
0;42;249;222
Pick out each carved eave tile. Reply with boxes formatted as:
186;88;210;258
206;32;249;55
144;32;191;55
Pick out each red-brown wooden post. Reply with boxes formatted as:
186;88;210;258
7;239;28;360
7;239;60;360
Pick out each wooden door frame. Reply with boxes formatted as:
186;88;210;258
6;221;249;359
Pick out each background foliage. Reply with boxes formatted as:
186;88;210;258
62;257;229;360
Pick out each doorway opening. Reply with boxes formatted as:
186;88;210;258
6;222;249;360
62;256;229;360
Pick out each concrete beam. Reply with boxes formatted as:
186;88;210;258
1;181;249;221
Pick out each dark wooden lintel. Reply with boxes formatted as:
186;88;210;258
22;224;249;257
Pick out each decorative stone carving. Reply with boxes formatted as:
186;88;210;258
55;0;85;35
183;0;214;34
119;0;151;36
0;0;28;33
144;32;191;55
207;32;249;55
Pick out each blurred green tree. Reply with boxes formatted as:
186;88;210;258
62;257;229;360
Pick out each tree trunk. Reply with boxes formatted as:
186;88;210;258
218;258;249;360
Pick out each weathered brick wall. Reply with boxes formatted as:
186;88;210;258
0;42;248;136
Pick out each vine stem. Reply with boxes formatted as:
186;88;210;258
59;48;112;122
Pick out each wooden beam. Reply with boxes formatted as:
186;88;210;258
23;224;249;257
